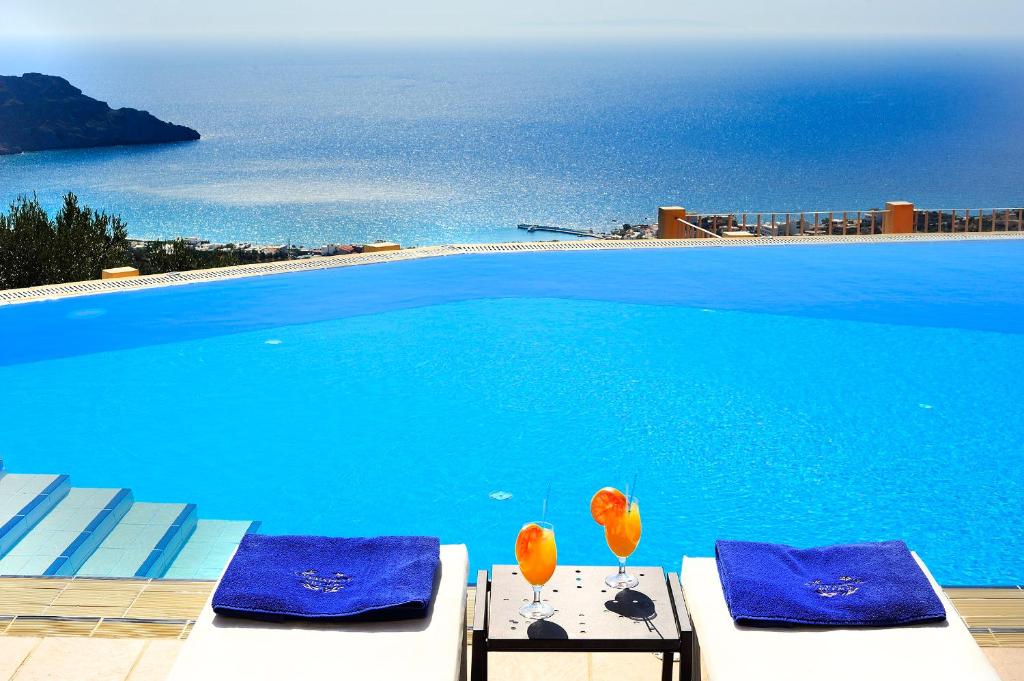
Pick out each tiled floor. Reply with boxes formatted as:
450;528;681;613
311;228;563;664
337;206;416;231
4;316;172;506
484;648;1024;681
989;649;1024;681
163;520;254;580
78;504;189;578
0;578;1020;678
0;577;213;635
0;489;124;576
0;638;1019;680
0;477;58;526
0;636;183;681
0;475;73;583
947;587;1024;648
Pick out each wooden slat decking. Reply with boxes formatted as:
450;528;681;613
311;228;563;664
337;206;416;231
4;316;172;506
0;577;1019;646
947;587;1024;647
0;577;213;641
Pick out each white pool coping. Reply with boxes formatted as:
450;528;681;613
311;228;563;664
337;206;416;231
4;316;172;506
1;231;1022;306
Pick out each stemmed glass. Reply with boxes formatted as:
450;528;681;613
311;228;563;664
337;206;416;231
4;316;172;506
515;521;557;619
603;497;642;589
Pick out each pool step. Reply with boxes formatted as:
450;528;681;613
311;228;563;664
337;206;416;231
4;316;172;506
164;519;261;580
0;462;260;579
0;487;132;576
77;502;199;578
0;473;72;557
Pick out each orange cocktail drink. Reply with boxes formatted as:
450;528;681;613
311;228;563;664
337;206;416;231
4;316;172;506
591;487;642;589
605;499;641;558
515;521;557;619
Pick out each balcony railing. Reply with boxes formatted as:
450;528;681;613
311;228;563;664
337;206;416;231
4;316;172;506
677;219;723;239
914;208;1024;233
683;210;889;237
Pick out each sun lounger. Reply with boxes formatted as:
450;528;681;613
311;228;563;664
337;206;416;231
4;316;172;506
168;543;469;681
680;553;1001;681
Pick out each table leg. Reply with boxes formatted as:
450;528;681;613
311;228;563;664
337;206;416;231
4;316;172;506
471;571;489;681
662;651;674;681
684;632;700;681
470;640;487;681
667;572;696;681
677;637;692;681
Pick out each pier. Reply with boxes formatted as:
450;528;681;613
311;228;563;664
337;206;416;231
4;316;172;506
517;224;609;239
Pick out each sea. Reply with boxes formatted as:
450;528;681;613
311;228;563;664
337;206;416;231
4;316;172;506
1;40;1023;246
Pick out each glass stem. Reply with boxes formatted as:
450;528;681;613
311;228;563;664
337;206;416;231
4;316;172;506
532;585;542;605
618;557;627;576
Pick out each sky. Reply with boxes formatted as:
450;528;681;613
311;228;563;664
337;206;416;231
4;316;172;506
3;0;1023;43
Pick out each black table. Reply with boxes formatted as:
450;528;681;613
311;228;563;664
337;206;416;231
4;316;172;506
471;565;694;681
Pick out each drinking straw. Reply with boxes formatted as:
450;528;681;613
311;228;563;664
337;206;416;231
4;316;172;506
542;483;552;521
627;472;638;513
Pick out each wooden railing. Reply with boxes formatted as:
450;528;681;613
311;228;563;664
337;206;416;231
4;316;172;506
685;210;889;237
914;208;1024;233
677;218;722;239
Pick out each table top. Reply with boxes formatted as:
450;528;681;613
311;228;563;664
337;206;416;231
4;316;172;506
486;565;681;652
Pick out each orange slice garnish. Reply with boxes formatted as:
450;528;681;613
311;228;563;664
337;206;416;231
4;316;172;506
590;487;627;526
515;523;544;559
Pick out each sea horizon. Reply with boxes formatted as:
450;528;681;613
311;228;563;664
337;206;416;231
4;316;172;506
2;40;1023;246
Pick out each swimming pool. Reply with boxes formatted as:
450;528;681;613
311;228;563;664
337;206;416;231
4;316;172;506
1;241;1022;584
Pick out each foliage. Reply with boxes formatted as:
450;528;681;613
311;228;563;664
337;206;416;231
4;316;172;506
134;238;239;275
0;193;287;290
0;193;131;289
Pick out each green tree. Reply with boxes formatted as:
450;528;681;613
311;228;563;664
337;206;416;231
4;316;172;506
0;193;132;289
51;193;131;283
1;193;285;290
0;194;53;289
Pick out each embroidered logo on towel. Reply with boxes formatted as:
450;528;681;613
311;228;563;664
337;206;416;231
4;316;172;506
297;569;352;593
806;575;863;597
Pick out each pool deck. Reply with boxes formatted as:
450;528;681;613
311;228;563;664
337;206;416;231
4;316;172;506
2;231;1023;306
0;577;1020;680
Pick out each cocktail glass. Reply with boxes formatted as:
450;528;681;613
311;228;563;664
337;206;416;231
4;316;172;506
604;498;641;589
515;521;557;619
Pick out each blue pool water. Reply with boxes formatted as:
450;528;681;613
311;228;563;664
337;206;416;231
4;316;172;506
1;241;1023;584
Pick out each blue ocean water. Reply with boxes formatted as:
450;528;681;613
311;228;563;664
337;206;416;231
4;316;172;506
1;242;1022;584
1;42;1023;245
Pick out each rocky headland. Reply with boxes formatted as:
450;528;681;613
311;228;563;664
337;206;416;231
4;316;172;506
0;73;200;155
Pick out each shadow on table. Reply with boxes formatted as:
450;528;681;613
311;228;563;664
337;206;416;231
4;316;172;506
605;588;667;637
527;619;569;639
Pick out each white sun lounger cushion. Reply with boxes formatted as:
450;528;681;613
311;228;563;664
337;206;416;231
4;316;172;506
169;544;469;681
681;554;1000;681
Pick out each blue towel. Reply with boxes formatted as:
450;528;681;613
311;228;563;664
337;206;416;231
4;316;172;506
212;534;440;622
715;540;946;627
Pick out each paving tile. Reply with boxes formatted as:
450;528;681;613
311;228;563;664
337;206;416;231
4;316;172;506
0;581;66;615
984;648;1024;681
488;652;590;681
94;621;189;640
126;640;184;681
996;633;1024;647
123;582;213;621
13;637;145;681
48;584;142;613
590;652;667;681
6;618;99;638
0;637;40;679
